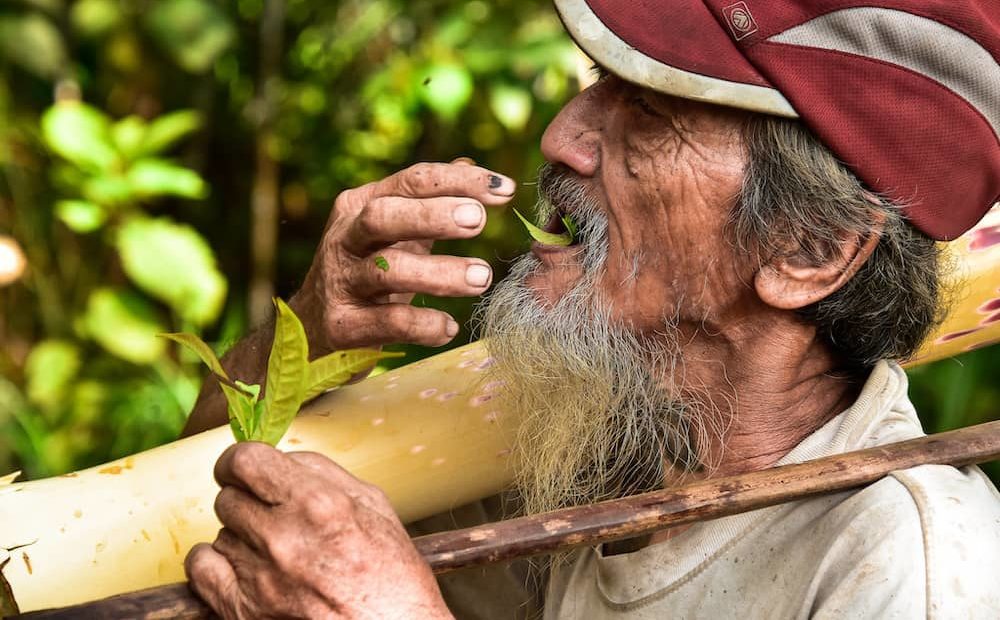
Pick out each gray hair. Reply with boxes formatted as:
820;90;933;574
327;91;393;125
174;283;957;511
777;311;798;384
731;115;947;372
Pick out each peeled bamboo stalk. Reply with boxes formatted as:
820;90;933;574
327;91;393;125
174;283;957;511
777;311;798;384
2;206;998;614
0;343;514;613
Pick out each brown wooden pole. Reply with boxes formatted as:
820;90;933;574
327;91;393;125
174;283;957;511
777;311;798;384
13;420;1000;619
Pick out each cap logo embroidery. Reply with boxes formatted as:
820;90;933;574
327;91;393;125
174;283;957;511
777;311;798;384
723;2;759;41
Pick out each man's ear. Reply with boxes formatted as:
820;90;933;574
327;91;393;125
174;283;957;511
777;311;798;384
754;227;882;311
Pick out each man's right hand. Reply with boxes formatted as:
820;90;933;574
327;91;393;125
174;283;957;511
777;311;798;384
289;160;516;355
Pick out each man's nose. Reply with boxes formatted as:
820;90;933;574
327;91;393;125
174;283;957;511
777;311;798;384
540;88;602;177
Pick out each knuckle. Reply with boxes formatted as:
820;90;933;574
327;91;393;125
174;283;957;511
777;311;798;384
263;535;297;570
401;163;438;193
302;490;348;525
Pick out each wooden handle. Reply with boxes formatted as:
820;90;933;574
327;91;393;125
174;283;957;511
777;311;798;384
15;420;1000;619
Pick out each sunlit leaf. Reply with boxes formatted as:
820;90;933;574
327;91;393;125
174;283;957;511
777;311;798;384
257;299;309;446
489;83;532;132
220;383;254;441
301;349;404;403
0;14;66;79
160;332;229;380
55;200;106;233
127;158;208;199
41;102;119;173
25;340;81;410
83;288;166;364
418;63;473;121
140;110;202;156
146;0;235;74
513;208;574;246
112;116;147;161
71;0;122;38
82;174;134;206
117;217;227;326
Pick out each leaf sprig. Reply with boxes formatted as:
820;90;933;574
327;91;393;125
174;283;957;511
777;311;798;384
163;298;402;445
513;208;577;247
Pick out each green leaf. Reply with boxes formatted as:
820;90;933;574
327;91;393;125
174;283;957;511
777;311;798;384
83;288;166;364
55;200;107;233
257;299;309;446
302;349;404;403
146;0;235;74
127;158;208;199
112;116;147;161
160;332;229;381
25;340;81;410
418;63;473;121
116;217;227;326
219;383;253;441
0;13;66;79
71;0;123;38
82;174;134;206
141;110;202;156
513;208;574;247
374;256;390;272
41;102;119;173
489;83;532;132
234;381;260;400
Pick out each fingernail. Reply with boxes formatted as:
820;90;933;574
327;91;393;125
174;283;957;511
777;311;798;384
453;203;484;228
446;319;459;337
466;264;492;287
488;174;515;196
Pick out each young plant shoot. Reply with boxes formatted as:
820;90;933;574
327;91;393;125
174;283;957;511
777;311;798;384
163;298;402;445
513;208;577;246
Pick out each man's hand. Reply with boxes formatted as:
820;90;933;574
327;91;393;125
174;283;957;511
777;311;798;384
290;161;516;355
185;442;452;619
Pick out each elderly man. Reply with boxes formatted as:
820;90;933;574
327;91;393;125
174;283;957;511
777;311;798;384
181;0;1000;617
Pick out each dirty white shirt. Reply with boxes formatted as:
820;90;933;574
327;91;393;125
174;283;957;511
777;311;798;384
544;361;1000;619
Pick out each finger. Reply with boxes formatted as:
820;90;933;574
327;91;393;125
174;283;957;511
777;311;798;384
343;196;486;255
214;442;293;505
214;486;273;552
186;542;239;617
287;452;387;510
351;249;493;298
450;156;476;166
367;162;516;206
327;304;459;348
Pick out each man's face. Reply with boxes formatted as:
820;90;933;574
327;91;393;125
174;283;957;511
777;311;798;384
477;74;752;514
529;71;754;336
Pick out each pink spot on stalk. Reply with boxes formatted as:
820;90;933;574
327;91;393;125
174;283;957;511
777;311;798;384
384;383;398;390
482;380;505;393
470;393;497;407
436;391;459;402
419;388;438;399
979;297;1000;314
969;225;1000;252
371;418;385;427
965;337;1000;351
496;448;511;458
483;411;500;423
431;457;446;466
460;350;477;358
936;328;980;343
474;357;496;371
457;359;477;369
980;311;1000;325
359;395;373;403
410;445;426;455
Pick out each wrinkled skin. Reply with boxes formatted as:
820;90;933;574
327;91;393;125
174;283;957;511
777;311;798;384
186;73;873;617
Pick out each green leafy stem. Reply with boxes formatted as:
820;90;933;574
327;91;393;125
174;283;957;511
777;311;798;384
162;298;402;445
513;208;577;247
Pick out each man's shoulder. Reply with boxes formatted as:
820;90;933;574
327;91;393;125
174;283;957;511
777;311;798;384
809;463;1000;617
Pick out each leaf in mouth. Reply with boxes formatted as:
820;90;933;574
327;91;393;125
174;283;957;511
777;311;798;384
513;208;575;247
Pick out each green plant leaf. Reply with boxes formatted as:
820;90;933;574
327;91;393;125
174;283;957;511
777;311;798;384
489;83;532;132
141;110;202;156
418;63;473;121
234;381;260;400
160;332;229;381
83;288;166;364
41;102;119;173
117;217;227;326
82;174;134;206
25;340;81;410
257;299;310;445
219;383;253;441
55;200;107;233
112;116;147;161
513;208;573;246
302;349;405;402
127;158;208;199
145;0;235;74
0;13;66;79
374;255;390;272
71;0;123;39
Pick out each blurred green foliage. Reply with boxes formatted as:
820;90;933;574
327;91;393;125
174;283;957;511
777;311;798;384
0;0;995;484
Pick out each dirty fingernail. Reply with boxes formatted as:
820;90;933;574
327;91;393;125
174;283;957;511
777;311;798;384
488;174;515;196
466;264;491;287
453;203;484;228
446;319;459;337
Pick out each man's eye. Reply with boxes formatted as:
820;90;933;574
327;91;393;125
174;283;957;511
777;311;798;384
630;95;658;116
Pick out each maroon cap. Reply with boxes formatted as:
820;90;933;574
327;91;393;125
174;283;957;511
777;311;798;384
554;0;1000;241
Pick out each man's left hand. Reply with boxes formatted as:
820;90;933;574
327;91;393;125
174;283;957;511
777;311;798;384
185;442;452;619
